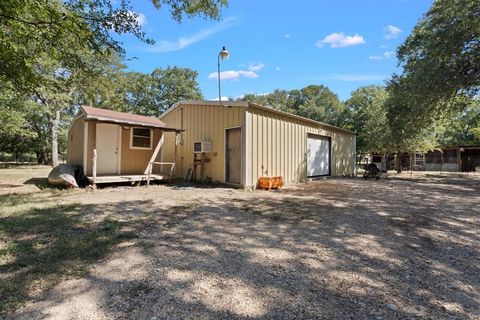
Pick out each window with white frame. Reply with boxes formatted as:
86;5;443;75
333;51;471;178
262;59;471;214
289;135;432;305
130;127;152;149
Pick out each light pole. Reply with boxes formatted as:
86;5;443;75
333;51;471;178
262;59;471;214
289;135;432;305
217;46;229;105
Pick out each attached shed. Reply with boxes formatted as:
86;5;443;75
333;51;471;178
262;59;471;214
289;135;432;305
159;101;356;189
425;145;480;172
67;106;182;186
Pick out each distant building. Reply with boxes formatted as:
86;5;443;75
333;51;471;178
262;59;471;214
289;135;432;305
425;145;480;172
369;145;480;172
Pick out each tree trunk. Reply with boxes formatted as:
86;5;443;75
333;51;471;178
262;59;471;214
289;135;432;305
36;151;42;164
51;110;60;167
395;154;402;173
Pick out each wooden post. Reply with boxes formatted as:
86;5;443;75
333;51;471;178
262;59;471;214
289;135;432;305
440;151;444;173
144;131;164;175
410;153;413;175
169;163;175;183
174;132;178;178
93;149;97;187
395;154;402;173
146;162;153;187
457;147;462;172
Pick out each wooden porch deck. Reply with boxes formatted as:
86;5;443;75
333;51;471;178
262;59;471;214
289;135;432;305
88;174;167;184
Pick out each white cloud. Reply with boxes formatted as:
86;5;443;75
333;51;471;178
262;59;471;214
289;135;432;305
368;50;396;60
208;70;259;80
284;33;291;39
315;32;366;48
209;96;230;101
383;51;395;58
275;66;280;71
113;11;147;28
384;25;402;39
135;12;147;27
209;61;264;80
248;63;265;71
314;74;388;82
149;16;238;53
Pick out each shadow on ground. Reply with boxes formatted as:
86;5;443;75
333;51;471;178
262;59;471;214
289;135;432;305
3;175;480;319
0;194;138;314
23;177;53;190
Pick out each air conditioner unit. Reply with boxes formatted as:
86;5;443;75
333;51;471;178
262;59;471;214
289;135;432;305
194;141;213;153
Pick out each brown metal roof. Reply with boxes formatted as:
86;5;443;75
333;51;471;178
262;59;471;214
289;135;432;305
81;106;181;131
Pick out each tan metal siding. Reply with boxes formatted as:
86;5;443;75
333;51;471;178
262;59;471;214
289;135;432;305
160;104;245;183
86;122;94;176
160;102;355;188
330;131;356;176
246;106;355;188
66;117;84;166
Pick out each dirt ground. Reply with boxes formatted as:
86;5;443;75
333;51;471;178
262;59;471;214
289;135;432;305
1;167;480;319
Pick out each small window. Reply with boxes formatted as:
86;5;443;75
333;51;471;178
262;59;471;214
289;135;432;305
130;127;152;149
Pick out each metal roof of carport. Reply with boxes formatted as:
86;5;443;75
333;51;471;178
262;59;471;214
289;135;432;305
161;100;355;135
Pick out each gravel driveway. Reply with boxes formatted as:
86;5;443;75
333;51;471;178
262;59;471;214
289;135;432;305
10;173;480;319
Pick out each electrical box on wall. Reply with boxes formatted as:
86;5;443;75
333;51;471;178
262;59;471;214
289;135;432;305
194;141;213;153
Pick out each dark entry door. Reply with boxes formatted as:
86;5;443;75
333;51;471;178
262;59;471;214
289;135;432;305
226;127;242;184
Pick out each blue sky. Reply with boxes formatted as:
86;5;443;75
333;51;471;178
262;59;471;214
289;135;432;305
116;0;433;101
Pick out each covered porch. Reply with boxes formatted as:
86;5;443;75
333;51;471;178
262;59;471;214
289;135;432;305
89;173;168;185
79;106;183;187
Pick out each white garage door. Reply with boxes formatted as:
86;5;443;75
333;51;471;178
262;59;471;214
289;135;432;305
307;134;330;176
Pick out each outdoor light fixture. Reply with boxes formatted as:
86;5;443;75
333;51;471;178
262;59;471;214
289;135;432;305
217;46;229;106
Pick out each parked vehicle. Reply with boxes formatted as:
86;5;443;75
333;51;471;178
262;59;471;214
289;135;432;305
363;163;381;180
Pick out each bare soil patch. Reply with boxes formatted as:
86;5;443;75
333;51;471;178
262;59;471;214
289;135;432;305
1;168;479;319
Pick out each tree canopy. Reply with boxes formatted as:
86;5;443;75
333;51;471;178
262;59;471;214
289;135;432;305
81;64;203;116
396;0;479;101
345;85;390;155
0;0;227;90
238;85;349;128
436;97;480;146
0;0;225;164
1;0;479;168
383;0;479;158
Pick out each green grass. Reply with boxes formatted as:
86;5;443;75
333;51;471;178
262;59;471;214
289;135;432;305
0;192;136;314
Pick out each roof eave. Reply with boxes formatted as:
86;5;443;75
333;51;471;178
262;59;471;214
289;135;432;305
83;115;165;129
160;100;250;119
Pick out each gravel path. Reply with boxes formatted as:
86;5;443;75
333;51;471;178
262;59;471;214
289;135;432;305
11;174;480;319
